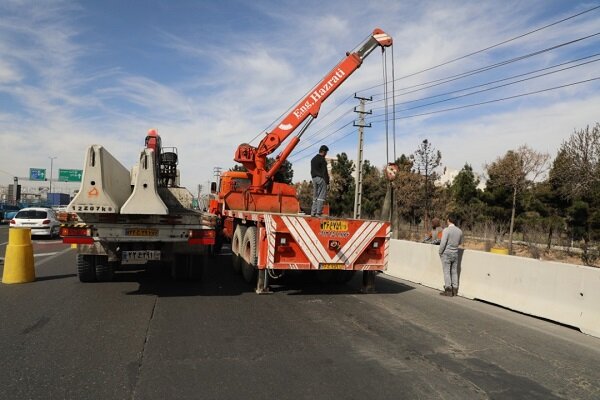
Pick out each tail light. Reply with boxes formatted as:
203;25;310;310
42;219;51;225
188;229;216;245
10;219;15;225
60;226;94;244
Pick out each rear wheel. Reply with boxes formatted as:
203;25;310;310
77;254;96;282
231;225;247;274
241;226;258;285
95;255;114;282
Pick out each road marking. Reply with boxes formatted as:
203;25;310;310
0;251;62;262
0;241;7;246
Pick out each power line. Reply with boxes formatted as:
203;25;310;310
356;4;600;95
369;56;600;115
290;76;600;163
292;30;600;162
368;31;600;103
370;77;600;123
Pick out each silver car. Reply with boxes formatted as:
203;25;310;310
10;207;61;238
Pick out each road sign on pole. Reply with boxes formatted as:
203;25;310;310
29;168;46;181
58;169;83;182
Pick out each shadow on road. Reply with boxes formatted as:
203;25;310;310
117;252;415;298
35;273;77;282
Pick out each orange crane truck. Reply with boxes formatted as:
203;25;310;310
209;28;393;293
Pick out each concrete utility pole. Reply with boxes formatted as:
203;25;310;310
353;94;372;219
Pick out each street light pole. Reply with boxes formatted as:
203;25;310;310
49;156;57;196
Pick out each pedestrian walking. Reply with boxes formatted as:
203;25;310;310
310;145;330;217
439;213;463;296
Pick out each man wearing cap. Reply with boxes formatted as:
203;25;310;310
310;145;330;217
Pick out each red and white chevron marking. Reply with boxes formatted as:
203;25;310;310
264;214;277;268
280;216;384;269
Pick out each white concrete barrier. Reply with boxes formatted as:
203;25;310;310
386;239;600;339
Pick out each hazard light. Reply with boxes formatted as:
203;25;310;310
188;229;216;245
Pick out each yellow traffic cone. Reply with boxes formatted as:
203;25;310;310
2;228;35;284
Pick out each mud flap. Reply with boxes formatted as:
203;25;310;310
361;270;376;293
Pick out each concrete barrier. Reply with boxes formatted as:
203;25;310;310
386;239;600;339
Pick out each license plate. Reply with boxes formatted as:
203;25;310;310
320;263;345;270
320;220;348;232
126;228;159;237
122;250;161;265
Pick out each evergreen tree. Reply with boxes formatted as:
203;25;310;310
411;139;442;226
329;152;355;217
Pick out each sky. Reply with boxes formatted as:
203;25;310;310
1;0;599;195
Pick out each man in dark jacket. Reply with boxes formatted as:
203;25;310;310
310;145;330;217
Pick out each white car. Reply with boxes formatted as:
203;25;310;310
10;207;61;238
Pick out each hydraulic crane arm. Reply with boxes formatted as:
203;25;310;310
234;28;393;191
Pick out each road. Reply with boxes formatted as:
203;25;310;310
0;225;599;399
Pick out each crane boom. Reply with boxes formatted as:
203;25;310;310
234;28;393;191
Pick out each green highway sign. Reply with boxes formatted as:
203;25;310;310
58;169;83;182
29;168;46;181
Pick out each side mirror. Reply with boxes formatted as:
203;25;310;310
210;181;217;194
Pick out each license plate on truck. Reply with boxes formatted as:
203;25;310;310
319;263;345;270
122;250;161;265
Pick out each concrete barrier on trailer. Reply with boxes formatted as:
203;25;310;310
386;239;600;339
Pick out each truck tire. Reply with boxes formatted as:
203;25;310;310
232;225;247;274
241;226;258;285
77;254;96;282
95;256;114;282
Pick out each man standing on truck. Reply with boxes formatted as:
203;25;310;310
310;145;330;217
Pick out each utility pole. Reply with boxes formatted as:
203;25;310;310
352;94;372;219
49;156;57;195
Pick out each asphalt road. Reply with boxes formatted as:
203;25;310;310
0;225;599;399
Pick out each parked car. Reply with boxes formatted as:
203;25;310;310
10;207;61;238
0;204;20;223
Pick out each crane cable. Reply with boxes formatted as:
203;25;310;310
381;44;397;164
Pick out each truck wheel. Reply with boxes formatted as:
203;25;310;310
77;254;96;282
95;256;114;282
241;226;258;285
232;225;247;274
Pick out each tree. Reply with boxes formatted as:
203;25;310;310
448;164;481;230
485;145;549;253
411;139;442;226
329;153;355;217
359;160;387;219
392;154;424;227
550;123;600;202
294;180;313;214
266;158;294;184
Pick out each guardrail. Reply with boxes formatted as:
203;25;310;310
386;240;600;339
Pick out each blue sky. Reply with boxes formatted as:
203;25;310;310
1;0;599;194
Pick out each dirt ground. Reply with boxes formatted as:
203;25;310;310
462;238;594;267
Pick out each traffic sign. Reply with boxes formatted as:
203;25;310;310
29;168;46;181
58;169;83;182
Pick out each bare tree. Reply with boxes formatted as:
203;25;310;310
485;145;549;254
550;123;600;201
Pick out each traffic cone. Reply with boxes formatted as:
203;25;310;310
2;228;35;284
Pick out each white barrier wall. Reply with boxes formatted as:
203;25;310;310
386;240;600;339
